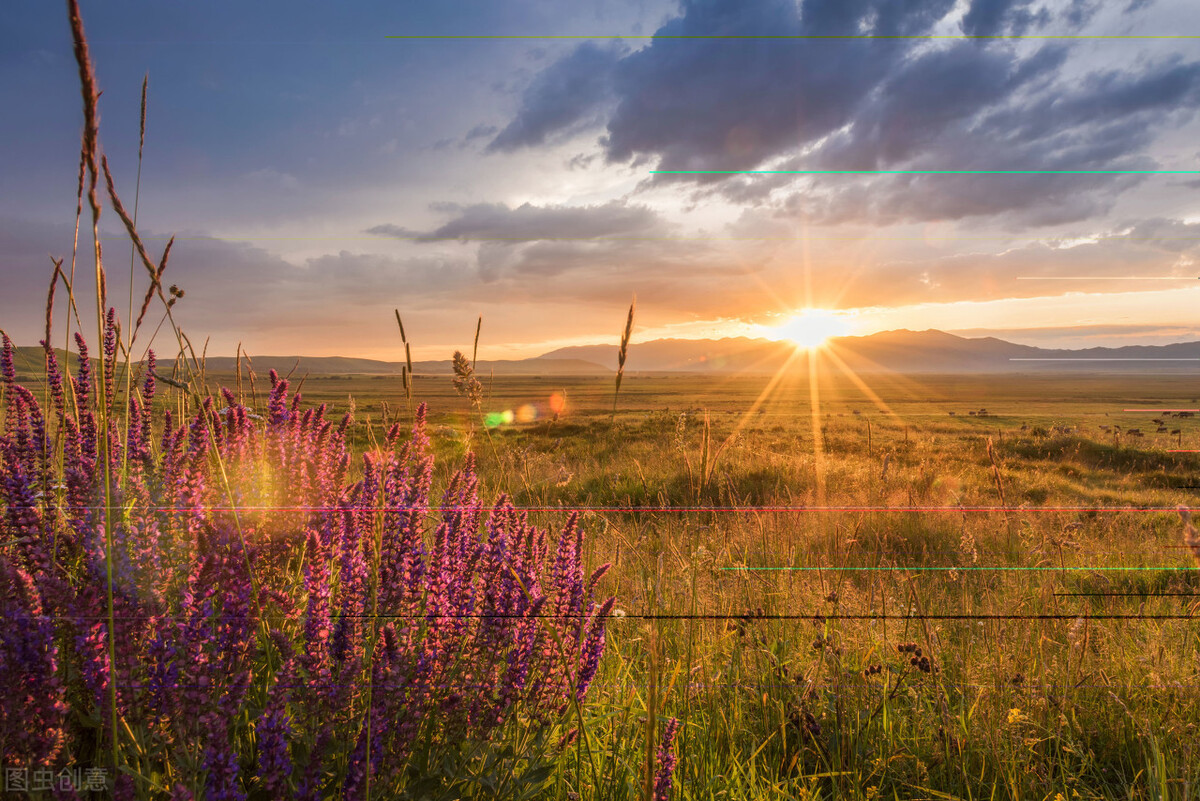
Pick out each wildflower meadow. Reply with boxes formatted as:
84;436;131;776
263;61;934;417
5;3;1200;800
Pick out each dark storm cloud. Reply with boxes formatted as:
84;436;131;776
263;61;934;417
488;0;957;170
491;0;1200;224
487;42;624;153
783;52;1200;226
960;0;1049;37
489;0;964;172
366;200;664;243
814;43;1070;171
601;0;958;175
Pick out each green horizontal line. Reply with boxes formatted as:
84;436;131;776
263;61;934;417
651;169;1198;175
721;566;1193;571
385;35;1200;40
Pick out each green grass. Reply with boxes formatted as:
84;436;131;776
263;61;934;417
165;369;1200;799
17;354;1200;798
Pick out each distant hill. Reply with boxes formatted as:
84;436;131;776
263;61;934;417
7;346;93;376
540;330;1200;373
8;330;1200;379
538;337;793;372
155;355;610;377
5;347;608;379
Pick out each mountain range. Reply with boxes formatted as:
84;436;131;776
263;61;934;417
538;329;1200;374
9;330;1200;377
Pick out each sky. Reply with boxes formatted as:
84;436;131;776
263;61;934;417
3;0;1200;360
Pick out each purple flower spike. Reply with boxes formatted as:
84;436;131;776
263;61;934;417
653;717;681;801
256;704;294;796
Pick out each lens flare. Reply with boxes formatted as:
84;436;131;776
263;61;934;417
482;394;566;428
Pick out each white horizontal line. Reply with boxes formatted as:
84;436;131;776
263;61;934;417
1015;276;1199;280
1009;358;1200;361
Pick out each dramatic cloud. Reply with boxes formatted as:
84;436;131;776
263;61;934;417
487;43;624;152
366;199;754;304
492;0;1200;225
367;199;663;243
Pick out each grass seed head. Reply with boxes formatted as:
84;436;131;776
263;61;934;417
1179;506;1200;567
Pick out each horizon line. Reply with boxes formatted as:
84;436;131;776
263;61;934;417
8;327;1200;362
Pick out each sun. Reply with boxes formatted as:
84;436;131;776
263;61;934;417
759;309;852;350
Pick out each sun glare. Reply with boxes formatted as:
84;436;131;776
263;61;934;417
760;309;852;350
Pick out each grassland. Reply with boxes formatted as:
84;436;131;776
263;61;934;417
146;368;1200;798
15;359;1200;797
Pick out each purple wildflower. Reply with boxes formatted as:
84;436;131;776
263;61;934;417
0;556;67;765
576;596;614;702
202;718;246;801
653;717;681;801
256;704;294;797
0;332;14;386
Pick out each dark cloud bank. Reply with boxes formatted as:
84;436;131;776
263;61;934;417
487;0;1200;225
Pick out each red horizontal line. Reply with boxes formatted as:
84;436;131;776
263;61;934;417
1055;590;1198;595
8;505;1200;512
97;681;1200;691
21;613;1199;621
100;681;1200;690
1124;409;1200;411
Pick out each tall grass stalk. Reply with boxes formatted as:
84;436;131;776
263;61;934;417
66;0;121;776
64;4;274;779
117;75;148;534
472;314;482;370
986;437;1014;552
395;309;413;404
613;296;635;424
124;74;147;369
643;626;659;801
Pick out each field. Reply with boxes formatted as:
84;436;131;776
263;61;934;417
10;340;1200;800
198;369;1200;798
